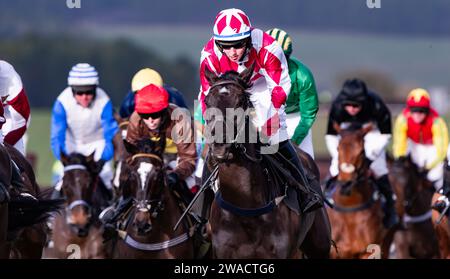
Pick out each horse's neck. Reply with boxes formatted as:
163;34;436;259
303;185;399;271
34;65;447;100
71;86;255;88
218;143;267;207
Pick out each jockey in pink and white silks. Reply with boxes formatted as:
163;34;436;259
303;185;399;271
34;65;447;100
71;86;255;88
199;10;291;145
0;60;31;155
198;8;323;215
51;63;118;191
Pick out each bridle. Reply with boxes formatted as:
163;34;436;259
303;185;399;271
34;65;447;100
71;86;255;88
207;79;261;163
62;164;98;221
127;153;166;220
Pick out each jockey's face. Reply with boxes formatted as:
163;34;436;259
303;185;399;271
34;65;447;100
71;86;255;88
344;103;362;116
143;116;162;131
74;93;94;108
411;111;427;124
222;44;246;63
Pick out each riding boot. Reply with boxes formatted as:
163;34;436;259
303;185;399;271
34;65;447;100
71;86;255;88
9;160;38;204
99;196;133;225
375;175;399;228
278;140;323;213
432;164;450;213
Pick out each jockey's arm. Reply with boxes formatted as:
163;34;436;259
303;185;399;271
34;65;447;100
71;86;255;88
171;109;197;181
392;113;408;158
262;40;291;109
3;89;30;146
374;96;392;135
50;100;68;160
100;100;119;162
427;117;449;170
325;102;340;158
291;61;319;145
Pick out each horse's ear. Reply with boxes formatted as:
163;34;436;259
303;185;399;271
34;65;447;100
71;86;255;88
333;121;341;134
362;123;373;136
239;63;255;84
123;139;138;155
204;66;219;86
60;151;69;166
86;151;95;163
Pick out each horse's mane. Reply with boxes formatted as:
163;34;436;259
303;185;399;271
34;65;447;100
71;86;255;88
218;70;253;90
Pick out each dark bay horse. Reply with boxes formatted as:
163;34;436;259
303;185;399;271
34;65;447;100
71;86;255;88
110;139;195;259
326;123;390;258
203;66;331;259
43;152;110;258
5;143;63;259
0;143;12;258
389;156;439;258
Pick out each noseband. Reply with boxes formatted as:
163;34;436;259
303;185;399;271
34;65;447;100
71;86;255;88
128;153;166;219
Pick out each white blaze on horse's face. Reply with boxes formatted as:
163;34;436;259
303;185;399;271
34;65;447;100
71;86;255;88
219;87;229;94
137;162;153;191
340;162;356;174
113;161;122;188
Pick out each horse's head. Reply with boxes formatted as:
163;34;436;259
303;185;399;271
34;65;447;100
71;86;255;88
335;122;372;195
391;155;432;215
123;139;166;236
203;64;255;161
60;152;102;237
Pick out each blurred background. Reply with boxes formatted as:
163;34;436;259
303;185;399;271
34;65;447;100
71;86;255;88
1;0;449;186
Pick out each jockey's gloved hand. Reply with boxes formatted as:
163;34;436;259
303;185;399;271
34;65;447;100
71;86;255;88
167;172;179;190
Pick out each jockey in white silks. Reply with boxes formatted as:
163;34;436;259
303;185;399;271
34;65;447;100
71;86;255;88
50;63;118;191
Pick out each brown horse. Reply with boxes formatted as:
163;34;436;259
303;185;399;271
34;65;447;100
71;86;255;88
5;143;63;259
431;163;450;258
43;152;110;259
203;66;331;259
109;139;196;259
325;123;391;258
389;156;440;258
0;143;12;258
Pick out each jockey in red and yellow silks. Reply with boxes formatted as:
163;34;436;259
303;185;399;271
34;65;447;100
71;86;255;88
393;88;449;190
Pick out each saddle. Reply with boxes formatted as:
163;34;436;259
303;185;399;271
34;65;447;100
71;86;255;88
261;153;309;215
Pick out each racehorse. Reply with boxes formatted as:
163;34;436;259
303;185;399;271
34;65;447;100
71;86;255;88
325;122;391;258
43;152;110;259
0;143;12;258
203;65;331;259
109;139;196;259
431;163;450;259
5;143;64;259
389;155;439;258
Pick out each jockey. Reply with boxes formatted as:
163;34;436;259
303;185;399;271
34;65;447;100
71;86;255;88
325;79;399;228
392;89;449;211
50;63;118;193
199;8;322;215
100;84;197;229
0;99;33;201
0;60;31;155
266;28;319;159
119;68;188;120
127;84;197;202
